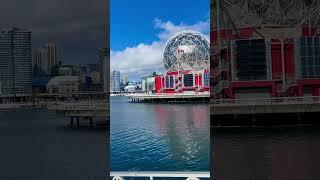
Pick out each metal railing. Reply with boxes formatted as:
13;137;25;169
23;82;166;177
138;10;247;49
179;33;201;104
212;80;229;94
211;96;320;106
212;62;230;78
50;101;109;111
110;171;210;180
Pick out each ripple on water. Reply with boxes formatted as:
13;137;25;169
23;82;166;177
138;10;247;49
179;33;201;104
110;96;210;171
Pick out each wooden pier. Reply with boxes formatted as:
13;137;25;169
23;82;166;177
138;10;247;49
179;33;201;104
48;101;109;127
127;93;210;103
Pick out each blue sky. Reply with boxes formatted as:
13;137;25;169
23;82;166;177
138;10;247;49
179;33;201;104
111;0;209;81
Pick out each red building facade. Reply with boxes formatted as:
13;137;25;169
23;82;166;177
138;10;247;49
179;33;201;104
211;26;320;99
154;70;210;94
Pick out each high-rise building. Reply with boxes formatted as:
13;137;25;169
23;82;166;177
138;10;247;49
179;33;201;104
100;48;109;94
122;74;128;85
110;70;120;92
34;43;58;76
0;27;32;97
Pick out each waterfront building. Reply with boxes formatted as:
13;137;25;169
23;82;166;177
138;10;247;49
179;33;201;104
90;71;101;84
153;31;210;94
34;43;58;76
147;77;155;93
100;48;109;94
0;27;32;97
122;74;128;85
110;70;120;93
124;84;136;92
47;76;79;94
58;66;72;76
210;0;320;99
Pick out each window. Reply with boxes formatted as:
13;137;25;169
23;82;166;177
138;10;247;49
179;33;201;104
165;76;174;88
235;39;267;80
183;74;194;87
204;73;210;87
300;37;320;78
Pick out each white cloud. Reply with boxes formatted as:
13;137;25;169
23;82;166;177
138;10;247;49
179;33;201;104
110;18;209;80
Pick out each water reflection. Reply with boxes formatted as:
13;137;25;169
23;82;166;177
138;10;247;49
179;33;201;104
110;96;209;171
212;126;320;180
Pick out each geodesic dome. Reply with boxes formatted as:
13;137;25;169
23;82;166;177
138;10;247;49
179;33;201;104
163;31;210;72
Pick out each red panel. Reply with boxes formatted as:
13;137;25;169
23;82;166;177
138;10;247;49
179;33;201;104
298;79;320;96
164;89;175;93
301;27;320;37
299;79;320;85
195;74;199;86
231;81;275;88
166;71;179;76
312;86;320;96
284;40;295;76
211;27;255;42
271;40;282;79
239;27;254;39
271;39;295;79
231;81;276;97
154;76;163;93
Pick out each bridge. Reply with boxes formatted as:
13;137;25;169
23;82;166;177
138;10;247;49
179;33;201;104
110;171;210;180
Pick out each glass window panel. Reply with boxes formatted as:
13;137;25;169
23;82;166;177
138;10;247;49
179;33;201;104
183;74;194;87
315;37;320;46
307;37;313;46
170;76;174;88
307;47;313;56
300;37;306;47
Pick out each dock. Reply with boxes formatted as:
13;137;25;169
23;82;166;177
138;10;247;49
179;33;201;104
211;96;320;126
127;93;210;103
47;101;109;127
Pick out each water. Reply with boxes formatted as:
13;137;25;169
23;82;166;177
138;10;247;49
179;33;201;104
0;109;107;180
213;126;320;180
110;96;210;171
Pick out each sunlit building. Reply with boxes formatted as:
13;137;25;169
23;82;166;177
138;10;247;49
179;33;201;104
154;31;210;94
110;70;120;92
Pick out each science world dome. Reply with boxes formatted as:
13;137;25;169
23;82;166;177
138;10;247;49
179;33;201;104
163;30;210;72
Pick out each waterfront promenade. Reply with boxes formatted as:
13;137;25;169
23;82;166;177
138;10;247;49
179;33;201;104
211;96;320;114
211;96;320;126
127;92;210;103
0;100;109;127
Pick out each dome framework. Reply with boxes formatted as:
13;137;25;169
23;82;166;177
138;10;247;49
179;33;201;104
162;31;210;72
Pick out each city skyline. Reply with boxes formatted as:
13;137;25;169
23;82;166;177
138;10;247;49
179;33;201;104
0;0;106;65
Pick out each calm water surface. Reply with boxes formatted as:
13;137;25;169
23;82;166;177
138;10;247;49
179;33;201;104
0;109;107;180
213;126;320;180
110;96;210;171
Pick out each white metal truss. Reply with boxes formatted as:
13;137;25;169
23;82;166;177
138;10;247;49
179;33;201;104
211;0;320;39
163;31;210;72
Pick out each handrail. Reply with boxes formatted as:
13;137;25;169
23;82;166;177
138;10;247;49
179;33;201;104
212;62;230;78
211;96;320;106
110;171;210;180
212;80;229;94
51;102;109;110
